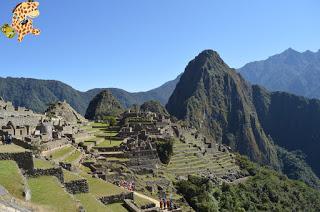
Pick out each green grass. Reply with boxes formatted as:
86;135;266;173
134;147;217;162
33;158;54;169
0;144;26;153
105;203;128;212
106;157;129;162
134;194;154;208
80;172;125;197
63;170;83;182
91;122;109;128
0;160;25;199
80;165;92;173
105;131;118;137
63;150;82;163
96;140;123;148
50;146;74;160
28;176;78;211
75;193;107;212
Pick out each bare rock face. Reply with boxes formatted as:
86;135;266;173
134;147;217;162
166;50;279;168
140;100;169;116
45;101;86;123
85;90;124;120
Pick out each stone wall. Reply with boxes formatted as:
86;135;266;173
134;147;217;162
93;146;121;152
28;167;64;183
12;137;32;149
99;192;134;204
124;199;158;212
65;179;89;194
40;138;70;151
0;151;34;171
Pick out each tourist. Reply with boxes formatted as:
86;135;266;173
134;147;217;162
167;199;170;210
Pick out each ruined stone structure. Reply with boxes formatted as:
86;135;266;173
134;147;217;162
99;192;134;204
65;179;89;194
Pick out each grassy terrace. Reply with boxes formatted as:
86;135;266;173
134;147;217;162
0;160;25;199
63;150;82;163
33;158;54;169
63;170;83;182
104;131;118;137
80;172;126;197
106;157;129;162
28;176;78;211
74;193;107;212
134;194;154;208
0;144;26;153
49;145;74;160
105;203;128;212
96;140;123;148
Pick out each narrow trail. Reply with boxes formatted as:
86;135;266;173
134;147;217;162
134;191;160;207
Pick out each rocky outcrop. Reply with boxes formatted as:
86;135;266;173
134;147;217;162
166;50;279;168
45;101;86;123
140;100;169;116
85;90;124;120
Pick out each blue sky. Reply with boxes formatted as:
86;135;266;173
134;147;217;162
0;0;318;92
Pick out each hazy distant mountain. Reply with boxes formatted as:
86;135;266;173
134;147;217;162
239;48;320;99
0;74;181;115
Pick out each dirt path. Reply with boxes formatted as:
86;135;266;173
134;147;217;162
134;191;160;207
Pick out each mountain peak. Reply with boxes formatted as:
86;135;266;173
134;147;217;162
195;49;226;66
282;48;299;56
85;90;124;120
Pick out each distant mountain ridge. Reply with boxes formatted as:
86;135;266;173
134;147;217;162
239;48;320;99
0;74;181;115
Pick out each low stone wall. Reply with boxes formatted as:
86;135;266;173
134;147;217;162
0;151;34;171
12;138;32;149
124;199;158;212
59;162;72;171
65;179;89;194
124;199;141;212
105;136;122;141
40;139;70;151
99;152;127;158
99;192;134;204
28;167;64;183
93;146;121;152
141;203;156;209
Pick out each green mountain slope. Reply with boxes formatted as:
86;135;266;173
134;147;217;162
166;50;279;168
252;85;320;177
0;74;181;115
85;90;124;120
176;155;320;212
166;50;320;188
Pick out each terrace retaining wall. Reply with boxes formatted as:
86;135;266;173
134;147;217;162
0;151;34;171
65;179;89;194
99;192;134;204
27;167;64;183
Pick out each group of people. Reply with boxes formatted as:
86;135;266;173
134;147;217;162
119;179;136;191
159;196;174;210
1;134;12;145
